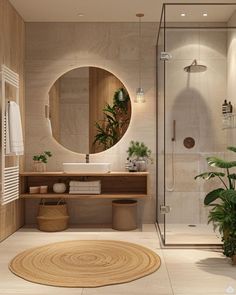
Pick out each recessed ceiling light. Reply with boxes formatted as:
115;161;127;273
203;13;208;17
77;13;84;17
181;13;186;17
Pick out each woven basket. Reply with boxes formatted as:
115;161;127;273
37;200;69;232
112;200;137;231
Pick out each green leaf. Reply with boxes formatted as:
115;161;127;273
221;189;236;203
204;188;225;205
194;172;225;180
207;157;236;169
227;146;236;153
229;173;236;180
44;151;52;157
127;141;152;159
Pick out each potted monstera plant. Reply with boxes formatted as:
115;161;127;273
195;146;236;264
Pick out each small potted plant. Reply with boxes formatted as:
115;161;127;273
127;141;152;172
33;151;52;172
195;146;236;264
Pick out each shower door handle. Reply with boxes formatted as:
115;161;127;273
171;120;176;142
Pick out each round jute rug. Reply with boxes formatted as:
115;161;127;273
9;240;161;288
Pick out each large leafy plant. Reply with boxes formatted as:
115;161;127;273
93;88;130;151
195;146;236;259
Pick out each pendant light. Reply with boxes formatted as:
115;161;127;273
118;89;124;101
135;13;145;103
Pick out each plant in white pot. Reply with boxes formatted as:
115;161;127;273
33;151;52;172
127;141;152;172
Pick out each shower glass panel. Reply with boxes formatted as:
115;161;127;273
156;6;165;242
157;3;236;245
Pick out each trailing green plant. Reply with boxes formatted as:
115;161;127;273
127;141;152;162
93;88;130;151
195;146;236;259
33;151;52;164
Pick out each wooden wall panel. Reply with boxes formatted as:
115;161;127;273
0;0;25;242
89;67;124;153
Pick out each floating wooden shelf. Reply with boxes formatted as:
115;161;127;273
20;171;149;177
20;171;149;201
20;171;149;228
20;193;150;200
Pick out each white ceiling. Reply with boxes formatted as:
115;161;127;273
9;0;236;22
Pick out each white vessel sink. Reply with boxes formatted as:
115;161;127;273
63;163;111;173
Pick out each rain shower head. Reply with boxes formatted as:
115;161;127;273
184;59;207;73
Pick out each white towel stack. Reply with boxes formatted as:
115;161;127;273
69;180;101;194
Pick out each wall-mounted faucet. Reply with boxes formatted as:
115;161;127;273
86;154;89;163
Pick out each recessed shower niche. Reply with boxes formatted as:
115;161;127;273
48;66;131;154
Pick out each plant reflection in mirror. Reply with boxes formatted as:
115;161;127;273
93;88;130;151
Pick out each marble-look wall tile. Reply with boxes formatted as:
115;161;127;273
165;153;200;193
165;192;200;224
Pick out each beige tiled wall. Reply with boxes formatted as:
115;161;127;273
25;22;157;225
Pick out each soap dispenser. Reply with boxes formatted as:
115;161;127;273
222;99;228;115
228;101;233;113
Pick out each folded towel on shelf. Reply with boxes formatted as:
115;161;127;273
69;186;101;192
6;101;24;155
69;180;101;187
69;189;101;194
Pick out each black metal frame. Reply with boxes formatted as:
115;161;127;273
156;2;236;247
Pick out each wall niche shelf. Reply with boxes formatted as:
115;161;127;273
20;171;149;200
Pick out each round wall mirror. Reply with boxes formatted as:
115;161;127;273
48;67;131;154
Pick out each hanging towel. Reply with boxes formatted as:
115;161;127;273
47;118;52;135
5;104;10;154
7;101;24;155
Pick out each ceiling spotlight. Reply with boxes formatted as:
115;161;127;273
77;13;84;17
203;13;208;17
181;13;186;17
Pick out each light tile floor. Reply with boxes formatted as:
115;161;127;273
0;224;235;295
165;224;221;244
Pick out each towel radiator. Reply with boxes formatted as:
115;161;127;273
0;65;20;205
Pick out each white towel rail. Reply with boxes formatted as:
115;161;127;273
0;65;20;205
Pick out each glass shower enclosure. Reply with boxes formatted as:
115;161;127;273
157;3;236;245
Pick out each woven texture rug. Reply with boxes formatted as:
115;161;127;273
9;240;161;287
